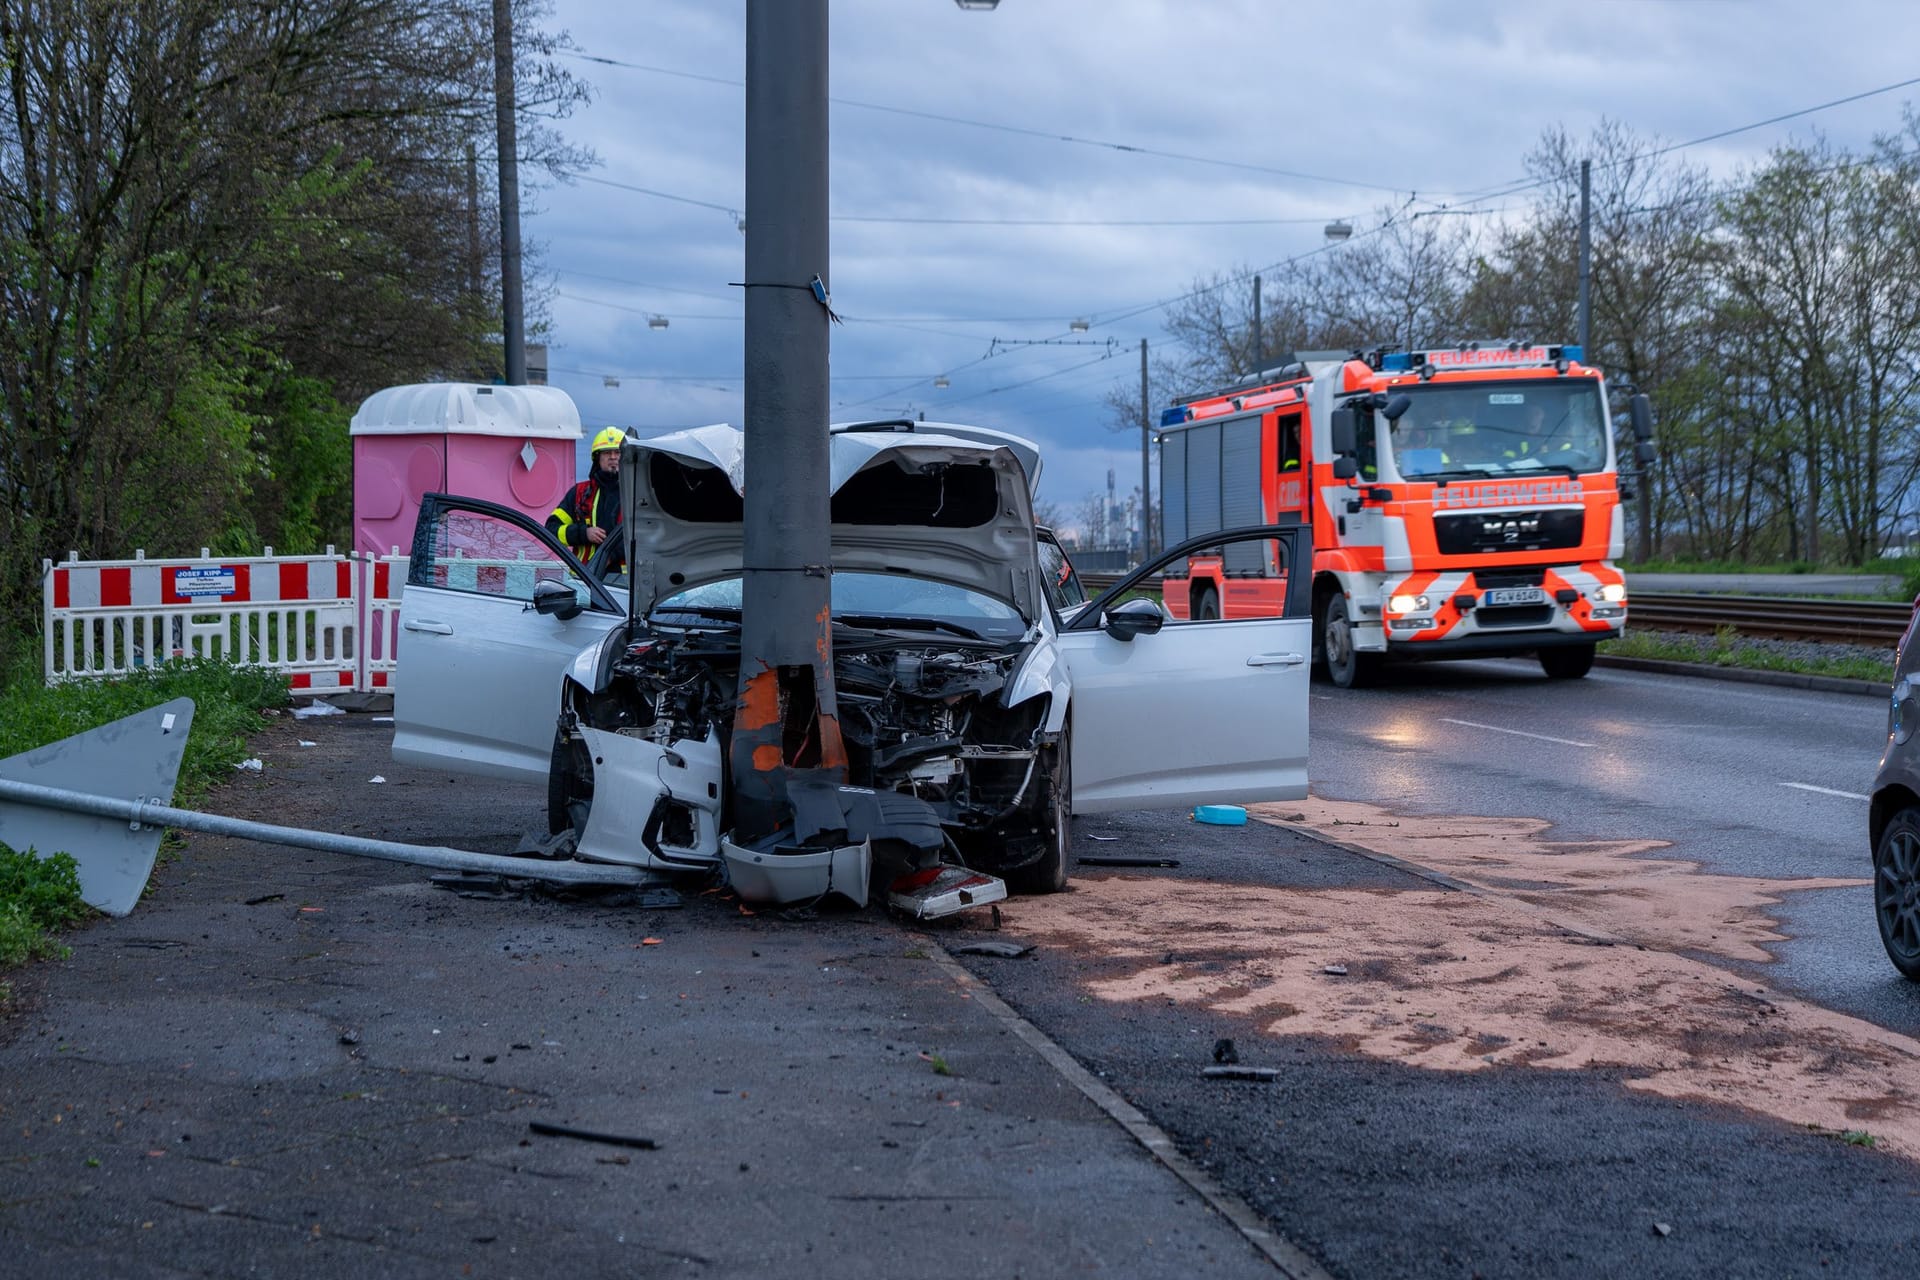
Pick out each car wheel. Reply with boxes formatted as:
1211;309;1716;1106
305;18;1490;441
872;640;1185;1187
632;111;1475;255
1195;587;1221;621
1005;733;1070;895
1875;808;1920;981
1540;643;1597;680
1320;594;1379;689
547;728;593;835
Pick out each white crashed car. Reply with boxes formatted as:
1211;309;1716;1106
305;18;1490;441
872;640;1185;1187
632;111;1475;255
392;420;1311;897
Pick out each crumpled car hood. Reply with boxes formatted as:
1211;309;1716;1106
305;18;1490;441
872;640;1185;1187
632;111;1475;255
617;422;1043;620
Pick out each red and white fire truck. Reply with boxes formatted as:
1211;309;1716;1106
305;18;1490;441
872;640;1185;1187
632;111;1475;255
1158;342;1654;687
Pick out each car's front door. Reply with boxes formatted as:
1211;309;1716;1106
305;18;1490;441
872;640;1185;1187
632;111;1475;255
392;493;623;784
1057;525;1311;812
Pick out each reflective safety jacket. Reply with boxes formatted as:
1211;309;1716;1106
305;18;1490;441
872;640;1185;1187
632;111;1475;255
546;472;622;562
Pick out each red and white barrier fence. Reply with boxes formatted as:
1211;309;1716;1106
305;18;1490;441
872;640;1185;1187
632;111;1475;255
43;547;411;697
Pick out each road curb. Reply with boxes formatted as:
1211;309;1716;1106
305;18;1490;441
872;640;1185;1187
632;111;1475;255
1596;654;1888;699
927;943;1336;1280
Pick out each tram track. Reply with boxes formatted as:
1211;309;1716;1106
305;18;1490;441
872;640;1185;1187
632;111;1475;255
1078;574;1912;648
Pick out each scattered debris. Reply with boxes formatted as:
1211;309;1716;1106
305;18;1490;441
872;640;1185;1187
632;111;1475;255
919;1051;954;1077
1194;804;1248;826
1087;834;1120;842
1652;1222;1673;1238
430;873;518;900
951;940;1033;958
527;1120;658;1151
291;701;344;719
297;740;318;748
371;715;394;724
1323;964;1348;976
337;1031;360;1046
233;758;263;772
886;866;1008;920
245;893;284;906
1202;1065;1278;1082
990;904;1002;930
1077;855;1181;868
368;775;386;784
1212;1038;1239;1064
641;937;663;946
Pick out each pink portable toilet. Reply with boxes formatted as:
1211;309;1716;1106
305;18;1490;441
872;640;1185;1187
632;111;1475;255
349;383;583;557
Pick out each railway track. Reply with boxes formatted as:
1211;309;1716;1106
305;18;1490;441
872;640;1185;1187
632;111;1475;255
1076;573;1913;647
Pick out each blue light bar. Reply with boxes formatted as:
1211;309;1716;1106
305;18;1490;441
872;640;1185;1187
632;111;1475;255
1380;352;1412;372
1160;406;1190;427
1561;344;1583;363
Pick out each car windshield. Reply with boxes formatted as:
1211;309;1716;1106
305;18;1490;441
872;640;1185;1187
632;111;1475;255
1385;379;1609;479
651;572;1028;640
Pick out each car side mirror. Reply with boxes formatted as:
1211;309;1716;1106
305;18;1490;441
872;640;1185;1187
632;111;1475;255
531;578;585;621
1102;597;1165;642
1332;457;1358;480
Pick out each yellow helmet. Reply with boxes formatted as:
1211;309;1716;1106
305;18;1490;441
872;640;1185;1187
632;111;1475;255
591;427;625;454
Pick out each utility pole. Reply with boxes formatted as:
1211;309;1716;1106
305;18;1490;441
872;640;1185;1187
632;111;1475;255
730;0;844;843
1140;338;1153;559
1251;274;1262;374
1577;158;1591;352
491;0;525;385
465;143;481;300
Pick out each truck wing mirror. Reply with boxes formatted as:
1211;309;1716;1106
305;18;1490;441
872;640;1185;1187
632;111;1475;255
1629;393;1654;442
1634;440;1656;466
1382;394;1411;422
1331;457;1358;480
1329;407;1357;455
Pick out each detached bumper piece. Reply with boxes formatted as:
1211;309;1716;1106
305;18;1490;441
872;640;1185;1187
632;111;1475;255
886;865;1009;920
721;837;872;907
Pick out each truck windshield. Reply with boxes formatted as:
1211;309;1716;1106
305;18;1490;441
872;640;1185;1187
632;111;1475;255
1384;379;1608;480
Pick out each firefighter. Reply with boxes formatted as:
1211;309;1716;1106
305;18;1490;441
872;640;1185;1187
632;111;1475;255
548;427;626;563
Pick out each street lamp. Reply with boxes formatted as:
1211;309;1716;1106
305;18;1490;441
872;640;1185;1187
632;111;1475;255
954;0;999;8
1323;219;1353;242
648;315;670;330
1069;317;1090;332
933;375;950;388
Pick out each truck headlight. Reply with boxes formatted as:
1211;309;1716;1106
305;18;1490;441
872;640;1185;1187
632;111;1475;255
1599;583;1627;604
1389;593;1430;614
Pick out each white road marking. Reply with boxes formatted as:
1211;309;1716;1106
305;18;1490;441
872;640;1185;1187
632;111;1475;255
1439;718;1594;748
1780;782;1870;801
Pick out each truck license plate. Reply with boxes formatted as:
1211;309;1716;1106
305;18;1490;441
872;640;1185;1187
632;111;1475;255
1483;587;1546;606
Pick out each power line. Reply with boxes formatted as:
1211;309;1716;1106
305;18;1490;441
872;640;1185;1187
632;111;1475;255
562;49;1411;196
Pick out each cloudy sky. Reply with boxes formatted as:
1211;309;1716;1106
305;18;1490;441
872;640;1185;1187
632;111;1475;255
526;0;1919;515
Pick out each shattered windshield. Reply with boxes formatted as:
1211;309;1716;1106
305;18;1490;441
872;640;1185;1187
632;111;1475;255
653;573;1027;641
1386;379;1609;480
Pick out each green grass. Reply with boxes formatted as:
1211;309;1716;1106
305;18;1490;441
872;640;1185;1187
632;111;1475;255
1600;628;1895;684
0;656;289;995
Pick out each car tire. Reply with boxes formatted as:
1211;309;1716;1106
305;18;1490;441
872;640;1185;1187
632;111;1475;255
1875;807;1920;981
1539;644;1597;680
1320;594;1379;689
1195;587;1221;621
1005;733;1070;895
547;728;593;835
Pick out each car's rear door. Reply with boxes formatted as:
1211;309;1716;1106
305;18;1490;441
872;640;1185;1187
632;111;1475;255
392;494;623;784
1057;525;1311;812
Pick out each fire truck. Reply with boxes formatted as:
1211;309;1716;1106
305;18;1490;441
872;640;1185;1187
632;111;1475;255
1158;342;1655;687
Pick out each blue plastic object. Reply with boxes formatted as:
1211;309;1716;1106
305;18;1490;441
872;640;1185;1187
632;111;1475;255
1193;804;1248;826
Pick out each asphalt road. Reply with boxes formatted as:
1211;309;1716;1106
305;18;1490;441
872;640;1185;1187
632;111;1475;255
1304;657;1920;1033
5;674;1920;1280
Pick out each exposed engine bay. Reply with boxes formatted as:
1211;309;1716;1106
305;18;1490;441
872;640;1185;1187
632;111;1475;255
555;621;1060;888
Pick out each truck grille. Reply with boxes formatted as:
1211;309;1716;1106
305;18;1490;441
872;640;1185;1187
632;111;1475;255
1435;509;1584;555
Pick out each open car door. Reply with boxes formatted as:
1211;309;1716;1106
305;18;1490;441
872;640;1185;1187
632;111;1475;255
1057;524;1311;812
392;493;623;784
